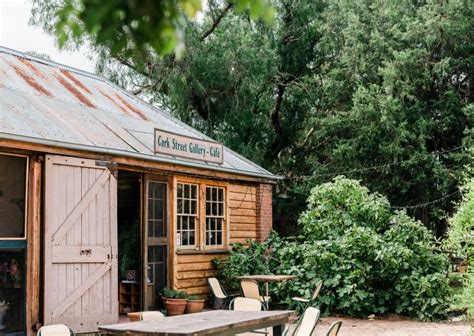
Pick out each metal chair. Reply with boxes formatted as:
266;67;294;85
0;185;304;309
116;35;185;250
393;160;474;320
141;311;165;320
230;297;268;335
240;280;271;310
326;320;343;336
292;280;323;312
37;324;74;336
284;307;320;336
208;277;236;309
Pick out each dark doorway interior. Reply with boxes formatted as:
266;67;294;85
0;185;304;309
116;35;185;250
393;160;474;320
117;170;142;315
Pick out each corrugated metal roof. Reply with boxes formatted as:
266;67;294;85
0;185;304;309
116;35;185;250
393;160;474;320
0;46;277;180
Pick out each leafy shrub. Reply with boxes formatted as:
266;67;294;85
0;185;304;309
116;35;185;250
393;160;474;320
445;171;474;318
445;176;474;260
212;239;274;289
215;177;451;320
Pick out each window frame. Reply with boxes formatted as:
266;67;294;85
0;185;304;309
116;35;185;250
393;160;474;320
175;178;229;252
0;152;29;240
175;181;199;250
204;185;226;249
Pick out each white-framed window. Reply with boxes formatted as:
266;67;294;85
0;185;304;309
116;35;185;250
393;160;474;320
176;183;198;247
205;186;225;246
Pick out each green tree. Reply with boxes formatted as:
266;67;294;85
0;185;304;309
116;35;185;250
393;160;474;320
31;0;473;234
30;0;274;57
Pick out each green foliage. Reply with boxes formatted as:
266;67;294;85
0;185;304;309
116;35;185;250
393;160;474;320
445;176;474;260
160;287;188;299
212;239;273;289
445;154;474;319
31;0;473;234
216;178;451;320
31;0;274;58
300;177;392;239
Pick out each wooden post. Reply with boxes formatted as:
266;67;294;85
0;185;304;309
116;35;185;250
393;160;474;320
26;155;42;335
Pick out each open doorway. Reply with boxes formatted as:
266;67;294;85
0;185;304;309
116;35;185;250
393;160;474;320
117;170;142;316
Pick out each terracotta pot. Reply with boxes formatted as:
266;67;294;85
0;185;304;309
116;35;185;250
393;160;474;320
162;297;187;316
185;299;205;314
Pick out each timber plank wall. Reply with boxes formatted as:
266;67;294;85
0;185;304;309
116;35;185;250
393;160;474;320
174;184;257;297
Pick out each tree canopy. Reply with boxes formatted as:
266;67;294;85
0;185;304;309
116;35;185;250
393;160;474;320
31;0;473;235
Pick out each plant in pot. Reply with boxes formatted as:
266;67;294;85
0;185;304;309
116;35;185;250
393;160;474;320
185;295;205;314
161;288;188;316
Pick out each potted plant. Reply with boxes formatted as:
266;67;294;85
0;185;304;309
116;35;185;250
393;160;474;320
161;288;188;316
185;295;205;314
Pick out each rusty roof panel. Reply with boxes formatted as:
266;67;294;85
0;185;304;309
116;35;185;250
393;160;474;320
0;46;276;179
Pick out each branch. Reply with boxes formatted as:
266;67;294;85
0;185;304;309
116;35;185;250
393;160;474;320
200;2;233;41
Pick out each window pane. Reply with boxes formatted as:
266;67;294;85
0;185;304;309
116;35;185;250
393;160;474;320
191;185;197;199
191;199;197;214
177;183;183;198
0;155;26;238
184;184;189;198
218;188;223;201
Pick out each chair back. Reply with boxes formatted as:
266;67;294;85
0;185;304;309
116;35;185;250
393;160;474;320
295;307;320;336
240;280;261;300
37;324;72;336
141;311;165;320
208;277;226;299
311;280;323;301
326;320;342;336
232;297;262;311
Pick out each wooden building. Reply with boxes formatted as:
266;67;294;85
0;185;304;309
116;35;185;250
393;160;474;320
0;47;277;334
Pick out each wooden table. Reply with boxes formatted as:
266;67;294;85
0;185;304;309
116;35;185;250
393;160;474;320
237;275;297;297
99;310;292;335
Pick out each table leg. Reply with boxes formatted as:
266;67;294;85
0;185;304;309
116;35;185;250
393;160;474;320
265;282;269;297
273;324;284;336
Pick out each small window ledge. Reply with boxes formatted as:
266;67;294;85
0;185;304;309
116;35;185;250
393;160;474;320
176;249;229;255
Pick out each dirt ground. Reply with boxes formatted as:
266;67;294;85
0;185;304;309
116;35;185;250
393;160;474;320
312;316;472;336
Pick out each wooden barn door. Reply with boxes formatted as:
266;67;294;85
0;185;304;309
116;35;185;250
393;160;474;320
44;155;118;332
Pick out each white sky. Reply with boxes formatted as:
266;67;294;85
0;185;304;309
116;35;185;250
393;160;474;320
0;0;96;72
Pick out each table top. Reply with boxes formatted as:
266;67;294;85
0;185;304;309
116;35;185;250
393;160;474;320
99;310;292;335
237;274;297;282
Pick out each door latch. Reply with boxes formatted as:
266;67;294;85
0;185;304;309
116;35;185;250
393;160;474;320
80;249;92;256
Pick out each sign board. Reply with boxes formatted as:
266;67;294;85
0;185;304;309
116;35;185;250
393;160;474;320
154;128;224;164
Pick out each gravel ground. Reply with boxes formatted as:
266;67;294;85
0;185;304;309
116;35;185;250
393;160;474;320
311;316;472;336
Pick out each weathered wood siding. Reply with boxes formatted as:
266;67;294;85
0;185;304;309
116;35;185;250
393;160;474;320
174;183;258;298
229;184;257;244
